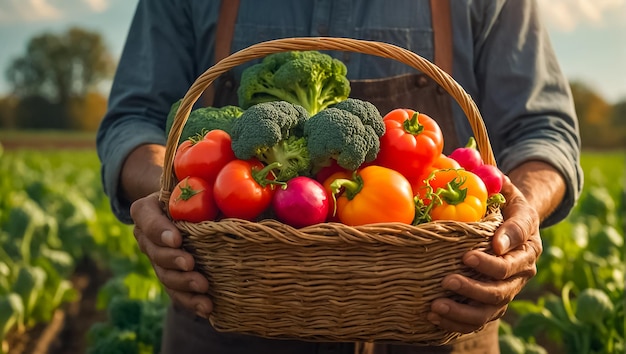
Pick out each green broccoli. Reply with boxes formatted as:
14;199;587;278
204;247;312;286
237;50;351;116
304;98;384;171
230;101;312;181
333;98;386;137
165;99;243;144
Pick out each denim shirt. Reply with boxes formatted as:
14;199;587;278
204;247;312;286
97;0;583;226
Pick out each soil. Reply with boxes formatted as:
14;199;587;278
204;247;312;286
5;258;111;354
1;139;95;150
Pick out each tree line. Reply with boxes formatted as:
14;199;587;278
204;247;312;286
0;27;113;132
0;27;624;149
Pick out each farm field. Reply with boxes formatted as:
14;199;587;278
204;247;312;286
0;135;623;354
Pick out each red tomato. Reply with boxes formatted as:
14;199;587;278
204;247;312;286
374;109;444;180
314;159;349;184
213;159;277;221
174;129;236;184
168;177;218;222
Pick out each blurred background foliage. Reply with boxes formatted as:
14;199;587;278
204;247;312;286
0;25;623;354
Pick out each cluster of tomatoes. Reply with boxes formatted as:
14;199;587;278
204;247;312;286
168;107;506;229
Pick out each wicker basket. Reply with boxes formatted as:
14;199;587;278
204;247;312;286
159;37;503;346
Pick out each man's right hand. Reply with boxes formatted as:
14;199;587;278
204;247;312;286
130;192;214;318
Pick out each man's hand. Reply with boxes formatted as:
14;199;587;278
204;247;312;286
121;144;214;318
130;192;214;318
427;160;565;333
427;177;542;333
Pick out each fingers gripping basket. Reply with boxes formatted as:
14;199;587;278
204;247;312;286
160;37;503;346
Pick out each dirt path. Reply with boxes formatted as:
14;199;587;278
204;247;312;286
1;131;96;150
6;258;110;354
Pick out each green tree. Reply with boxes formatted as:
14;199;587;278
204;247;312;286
0;96;18;129
4;27;114;130
570;81;624;149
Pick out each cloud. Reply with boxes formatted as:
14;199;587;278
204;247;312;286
539;0;626;32
0;0;111;24
83;0;110;13
0;0;62;23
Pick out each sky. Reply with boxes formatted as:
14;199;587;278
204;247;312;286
0;0;625;103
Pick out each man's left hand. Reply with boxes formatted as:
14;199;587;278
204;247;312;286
427;177;542;333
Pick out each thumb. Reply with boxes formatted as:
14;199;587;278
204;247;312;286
493;180;539;255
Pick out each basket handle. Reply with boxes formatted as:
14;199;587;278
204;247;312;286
161;37;496;196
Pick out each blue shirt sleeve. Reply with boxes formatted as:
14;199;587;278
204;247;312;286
450;0;583;227
96;0;219;223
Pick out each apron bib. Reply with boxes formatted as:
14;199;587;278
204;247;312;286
162;1;499;353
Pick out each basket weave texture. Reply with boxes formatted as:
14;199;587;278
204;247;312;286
160;37;503;346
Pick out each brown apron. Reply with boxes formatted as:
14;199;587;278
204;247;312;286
162;302;499;354
161;0;499;353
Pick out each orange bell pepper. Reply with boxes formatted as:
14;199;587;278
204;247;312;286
329;165;415;226
322;170;353;222
419;169;488;223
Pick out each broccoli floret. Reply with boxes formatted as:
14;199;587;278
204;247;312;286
333;98;385;137
304;98;384;171
238;51;351;116
230;101;311;181
165;99;243;144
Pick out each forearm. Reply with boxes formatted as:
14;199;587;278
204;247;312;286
120;144;166;203
507;160;566;224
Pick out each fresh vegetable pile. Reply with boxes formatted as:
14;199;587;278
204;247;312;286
165;50;506;228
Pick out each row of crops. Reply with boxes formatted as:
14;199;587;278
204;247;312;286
0;143;624;353
0;145;168;354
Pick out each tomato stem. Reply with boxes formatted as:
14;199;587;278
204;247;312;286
435;177;468;205
176;178;202;201
252;161;286;188
187;129;209;144
412;197;432;225
487;192;506;207
403;112;425;135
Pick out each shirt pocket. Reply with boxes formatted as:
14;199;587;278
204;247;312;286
231;24;309;77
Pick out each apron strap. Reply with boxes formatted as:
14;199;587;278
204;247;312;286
430;0;459;152
202;0;241;107
430;0;453;75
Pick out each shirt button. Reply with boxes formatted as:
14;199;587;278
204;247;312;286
224;79;233;89
416;75;428;87
317;24;329;36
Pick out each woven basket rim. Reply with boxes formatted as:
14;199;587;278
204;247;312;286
175;208;502;246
